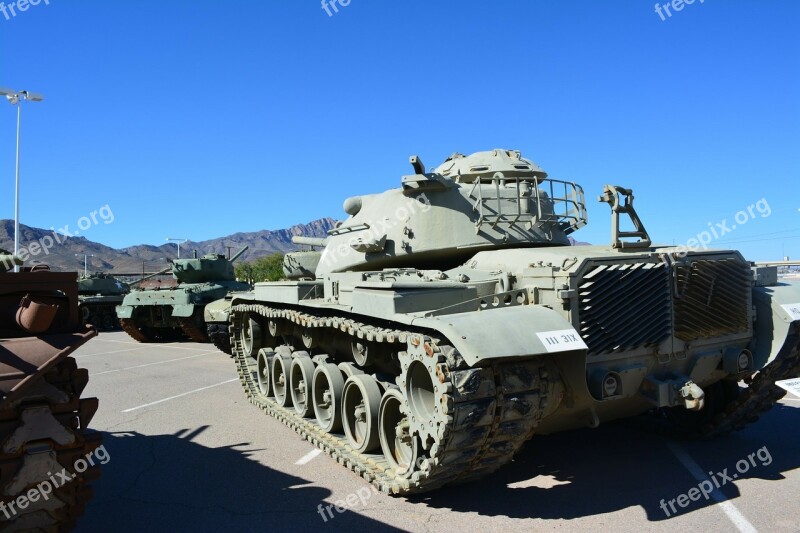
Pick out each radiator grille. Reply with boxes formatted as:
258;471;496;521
673;258;751;341
578;262;672;355
576;257;752;356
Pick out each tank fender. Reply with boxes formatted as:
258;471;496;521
171;304;196;318
751;280;800;369
204;297;232;323
411;304;587;367
116;305;133;319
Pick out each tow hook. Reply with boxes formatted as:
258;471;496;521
680;381;705;411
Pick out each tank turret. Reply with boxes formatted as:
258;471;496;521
172;253;238;284
78;272;130;296
313;149;587;276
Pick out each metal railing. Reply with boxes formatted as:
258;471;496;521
468;174;587;235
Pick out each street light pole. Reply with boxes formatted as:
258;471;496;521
166;237;188;259
75;253;95;277
0;88;44;272
13;103;20;267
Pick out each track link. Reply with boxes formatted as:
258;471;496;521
207;324;232;356
700;322;800;438
0;357;102;531
79;303;122;332
230;303;558;495
178;317;209;344
119;318;152;343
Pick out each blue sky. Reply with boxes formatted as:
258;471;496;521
0;0;798;260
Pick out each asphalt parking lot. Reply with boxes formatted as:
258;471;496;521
74;332;800;532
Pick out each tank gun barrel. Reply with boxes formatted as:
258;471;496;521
755;260;800;267
292;236;327;248
229;245;249;263
129;266;171;287
0;254;24;273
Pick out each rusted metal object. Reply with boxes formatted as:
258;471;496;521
0;258;102;530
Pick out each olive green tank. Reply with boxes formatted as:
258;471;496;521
0;251;103;529
116;247;250;343
222;149;800;495
78;272;129;331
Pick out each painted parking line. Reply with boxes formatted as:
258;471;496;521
295;449;322;465
92;338;213;352
93;351;218;376
75;347;146;359
122;378;239;413
666;441;757;533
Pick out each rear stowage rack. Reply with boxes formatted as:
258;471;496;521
468;176;587;235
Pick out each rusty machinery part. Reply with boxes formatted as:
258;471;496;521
0;354;102;531
0;272;102;530
631;323;800;439
230;304;560;495
206;323;232;356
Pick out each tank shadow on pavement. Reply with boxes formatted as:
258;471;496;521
408;403;799;523
75;427;402;532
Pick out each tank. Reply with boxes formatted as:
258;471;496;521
223;149;800;495
0;251;103;529
204;251;319;356
116;247;251;343
78;272;129;331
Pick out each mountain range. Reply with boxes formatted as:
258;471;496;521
0;218;337;273
0;218;590;274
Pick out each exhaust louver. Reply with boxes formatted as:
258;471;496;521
578;262;672;355
673;259;751;341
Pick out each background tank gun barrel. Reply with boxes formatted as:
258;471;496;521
229;245;249;263
0;253;23;272
129;265;172;287
292;236;327;248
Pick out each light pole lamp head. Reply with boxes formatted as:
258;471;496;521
0;88;18;104
20;91;43;102
0;89;44;104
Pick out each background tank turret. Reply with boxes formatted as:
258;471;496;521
0;251;103;529
116;247;251;343
77;272;130;331
223;149;799;496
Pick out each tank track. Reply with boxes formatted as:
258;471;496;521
0;357;102;531
79;304;121;332
633;322;800;439
178;317;209;344
207;324;232;355
120;316;207;345
230;303;559;495
119;318;152;343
